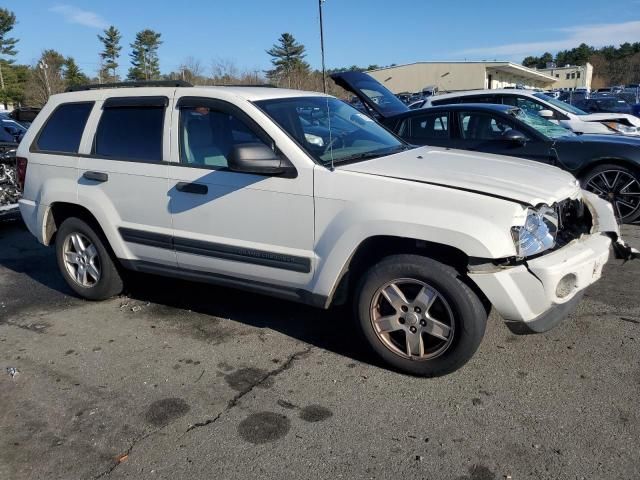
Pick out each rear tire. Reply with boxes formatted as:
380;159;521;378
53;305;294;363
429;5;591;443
580;163;640;224
55;217;123;300
354;254;487;377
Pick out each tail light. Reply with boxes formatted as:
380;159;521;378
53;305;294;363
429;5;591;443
16;156;28;192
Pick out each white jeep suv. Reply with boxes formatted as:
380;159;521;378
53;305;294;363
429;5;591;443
16;81;633;376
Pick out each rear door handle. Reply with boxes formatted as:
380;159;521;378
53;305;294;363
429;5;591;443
83;171;108;183
176;182;208;195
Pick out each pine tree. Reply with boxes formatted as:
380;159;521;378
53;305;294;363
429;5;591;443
266;33;310;88
0;8;19;106
98;26;122;81
127;29;162;81
64;57;89;87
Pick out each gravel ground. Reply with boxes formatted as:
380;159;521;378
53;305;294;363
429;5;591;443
1;219;638;480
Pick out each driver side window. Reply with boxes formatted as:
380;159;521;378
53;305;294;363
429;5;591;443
179;106;267;169
457;111;524;141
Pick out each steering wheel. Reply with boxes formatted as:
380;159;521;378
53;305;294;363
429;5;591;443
323;132;347;154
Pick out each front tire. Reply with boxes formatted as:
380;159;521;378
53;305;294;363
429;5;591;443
580;163;640;224
354;255;487;377
55;217;123;300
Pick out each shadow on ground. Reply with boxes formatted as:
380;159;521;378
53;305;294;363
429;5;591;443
0;219;379;368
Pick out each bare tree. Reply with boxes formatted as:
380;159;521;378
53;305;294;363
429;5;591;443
179;56;204;84
24;50;66;107
211;57;239;84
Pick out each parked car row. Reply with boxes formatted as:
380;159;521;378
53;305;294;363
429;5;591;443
331;71;640;223
0;108;36;214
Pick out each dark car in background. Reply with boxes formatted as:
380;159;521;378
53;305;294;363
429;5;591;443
574;96;634;116
331;71;640;223
8;107;40;128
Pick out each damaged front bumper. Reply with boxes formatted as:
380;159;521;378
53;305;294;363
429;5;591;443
469;190;635;333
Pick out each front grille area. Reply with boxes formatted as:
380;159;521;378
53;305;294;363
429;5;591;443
555;198;593;247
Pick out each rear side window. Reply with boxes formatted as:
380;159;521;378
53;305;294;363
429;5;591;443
408;112;450;140
36;102;93;153
94;106;164;162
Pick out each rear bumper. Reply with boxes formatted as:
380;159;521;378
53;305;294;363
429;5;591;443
18;198;42;240
469;190;617;332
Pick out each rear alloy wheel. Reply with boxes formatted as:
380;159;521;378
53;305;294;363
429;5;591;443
55;217;123;300
62;232;101;288
355;255;487;377
582;164;640;223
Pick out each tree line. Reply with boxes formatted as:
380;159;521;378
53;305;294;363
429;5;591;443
522;42;640;88
0;8;371;108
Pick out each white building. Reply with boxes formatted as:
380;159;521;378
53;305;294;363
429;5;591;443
535;63;593;91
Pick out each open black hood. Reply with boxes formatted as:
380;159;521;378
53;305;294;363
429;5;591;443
331;71;409;120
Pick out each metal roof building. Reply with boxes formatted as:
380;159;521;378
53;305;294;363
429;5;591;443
366;61;556;94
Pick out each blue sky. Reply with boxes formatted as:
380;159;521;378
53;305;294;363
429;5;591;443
9;0;640;77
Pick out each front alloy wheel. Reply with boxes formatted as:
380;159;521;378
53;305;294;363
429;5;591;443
370;279;455;360
355;254;487;377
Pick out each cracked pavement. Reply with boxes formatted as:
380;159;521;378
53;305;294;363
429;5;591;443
1;219;639;480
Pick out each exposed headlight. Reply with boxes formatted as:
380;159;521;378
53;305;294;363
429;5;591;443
603;121;640;135
511;206;558;257
304;133;325;147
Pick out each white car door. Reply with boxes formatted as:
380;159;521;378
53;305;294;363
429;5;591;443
77;92;176;267
167;93;315;297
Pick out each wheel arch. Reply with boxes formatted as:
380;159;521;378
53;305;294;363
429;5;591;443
323;235;489;309
575;157;640;180
44;202;108;247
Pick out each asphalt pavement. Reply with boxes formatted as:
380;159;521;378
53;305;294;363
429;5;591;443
1;218;639;480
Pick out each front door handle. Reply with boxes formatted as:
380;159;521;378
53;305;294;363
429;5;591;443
176;182;208;195
83;171;108;183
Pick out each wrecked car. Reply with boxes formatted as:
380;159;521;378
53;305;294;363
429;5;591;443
16;81;637;376
0;149;20;218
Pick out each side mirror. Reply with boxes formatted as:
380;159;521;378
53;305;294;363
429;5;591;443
538;109;554;119
502;129;527;146
228;143;296;178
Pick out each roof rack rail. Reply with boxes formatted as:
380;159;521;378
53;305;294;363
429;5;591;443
212;84;278;88
66;80;193;92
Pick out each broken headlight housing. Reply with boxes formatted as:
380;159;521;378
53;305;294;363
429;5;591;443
512;205;558;257
603;121;639;135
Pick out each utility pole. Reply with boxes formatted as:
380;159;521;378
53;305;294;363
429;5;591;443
318;0;327;93
39;61;51;96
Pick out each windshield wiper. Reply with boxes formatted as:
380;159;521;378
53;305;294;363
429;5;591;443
331;145;411;165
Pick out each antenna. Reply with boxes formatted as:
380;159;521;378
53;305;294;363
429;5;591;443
319;0;327;93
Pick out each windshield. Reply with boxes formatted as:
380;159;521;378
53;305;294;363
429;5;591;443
510;108;576;139
255;96;406;165
533;93;588;115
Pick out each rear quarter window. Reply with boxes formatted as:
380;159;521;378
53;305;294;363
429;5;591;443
93;106;164;162
35;102;94;153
